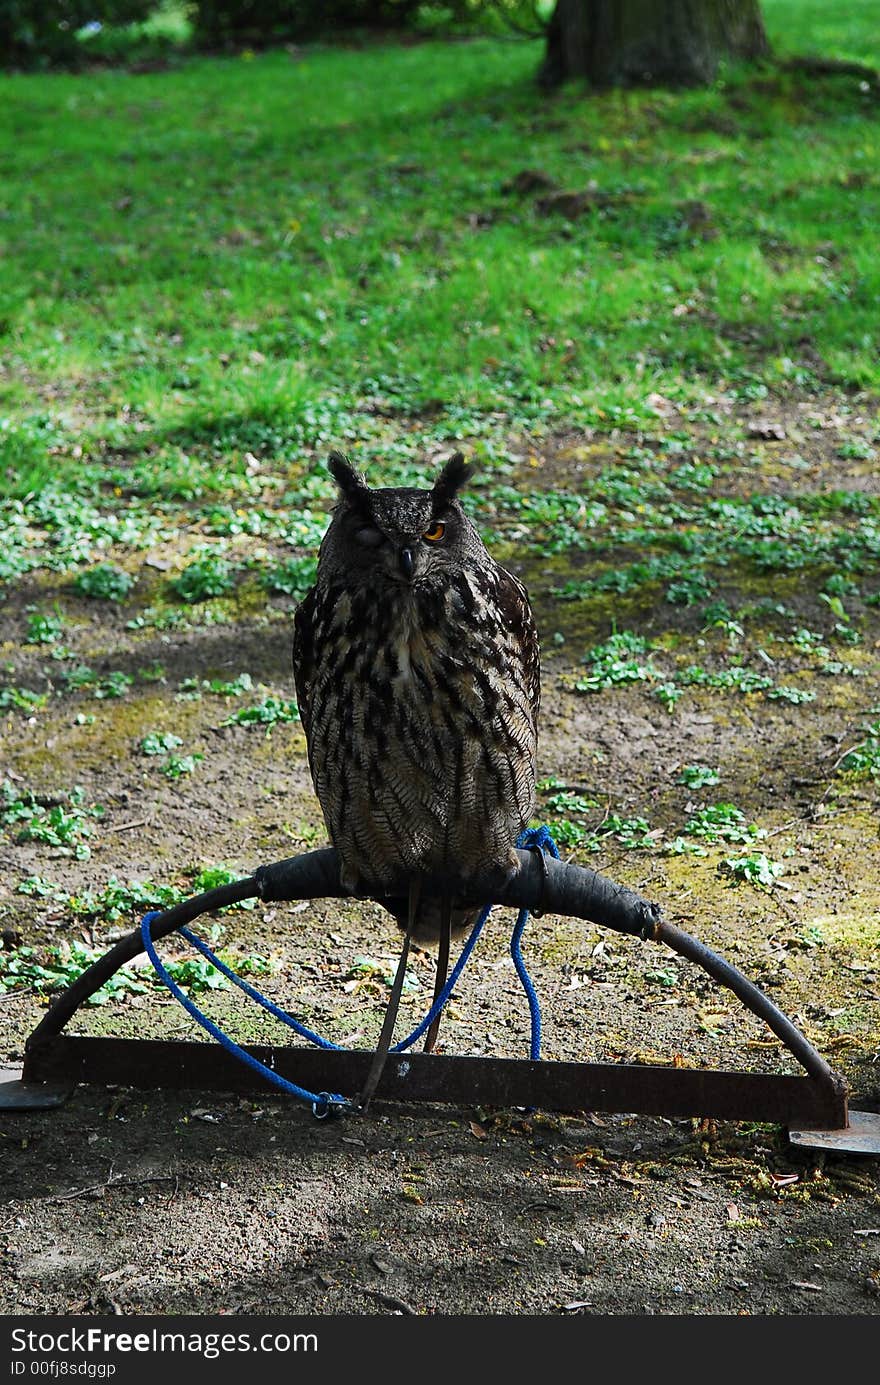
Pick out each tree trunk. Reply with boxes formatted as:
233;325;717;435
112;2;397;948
540;0;770;89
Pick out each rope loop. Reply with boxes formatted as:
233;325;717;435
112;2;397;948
141;826;558;1111
140;911;350;1115
512;825;560;1061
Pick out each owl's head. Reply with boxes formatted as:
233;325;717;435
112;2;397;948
317;451;486;588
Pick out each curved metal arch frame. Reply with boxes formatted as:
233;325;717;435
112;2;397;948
7;847;874;1150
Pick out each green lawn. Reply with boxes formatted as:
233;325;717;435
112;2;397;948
0;0;877;495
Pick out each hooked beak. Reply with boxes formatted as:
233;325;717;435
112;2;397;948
398;546;414;580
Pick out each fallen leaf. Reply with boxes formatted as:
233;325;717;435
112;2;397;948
98;1265;139;1284
469;1121;488;1141
365;1290;416;1315
725;1203;742;1223
748;420;787;441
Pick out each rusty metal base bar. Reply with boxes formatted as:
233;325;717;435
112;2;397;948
22;1035;848;1129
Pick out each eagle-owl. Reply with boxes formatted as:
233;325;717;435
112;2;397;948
292;451;540;944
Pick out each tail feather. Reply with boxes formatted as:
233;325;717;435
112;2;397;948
381;894;480;944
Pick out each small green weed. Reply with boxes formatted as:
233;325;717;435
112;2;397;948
0;942;150;1005
545;790;599;815
681;666;774;695
66;876;186;923
25;611;64;645
126;607;190;632
0;687;48;712
59;665;97;692
0;939;274;1002
766;686;816;705
177;673;253;701
676;765;720;788
17;875;65;899
74;564;134;601
601;815;654;850
575;632;656;693
140;733;184;757
723;853;784;888
59;666;132;699
138;663;167;683
838;724;880;778
162;754;203;780
92;671;134;700
655;682;683;712
262;556;319;600
222;697;299;730
170;555;235;603
548;819;590;847
1;782;103;860
683;803;762;846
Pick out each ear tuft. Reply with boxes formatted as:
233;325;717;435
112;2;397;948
328;451;371;506
431;451;473;512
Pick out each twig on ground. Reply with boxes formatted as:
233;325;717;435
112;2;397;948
106;817;152;834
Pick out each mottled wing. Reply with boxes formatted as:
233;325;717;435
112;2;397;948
291;586;318;741
493;563;541;722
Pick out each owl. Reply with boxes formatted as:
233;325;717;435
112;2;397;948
292;451;540;1094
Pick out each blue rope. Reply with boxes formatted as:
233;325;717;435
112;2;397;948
178;925;344;1051
141;825;557;1113
140;912;349;1117
394;901;492;1052
510;824;559;1061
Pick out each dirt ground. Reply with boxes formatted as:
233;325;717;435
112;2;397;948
1;409;879;1317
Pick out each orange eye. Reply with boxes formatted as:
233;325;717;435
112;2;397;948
422;521;446;543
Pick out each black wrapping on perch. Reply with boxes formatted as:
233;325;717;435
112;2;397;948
253;846;662;941
26;847;659;1051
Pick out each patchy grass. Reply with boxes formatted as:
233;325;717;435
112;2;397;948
0;937;274;1004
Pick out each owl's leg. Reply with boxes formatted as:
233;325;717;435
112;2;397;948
358;877;420;1112
423;896;452;1054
